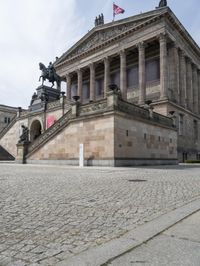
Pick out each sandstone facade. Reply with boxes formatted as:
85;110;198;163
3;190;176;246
2;5;199;165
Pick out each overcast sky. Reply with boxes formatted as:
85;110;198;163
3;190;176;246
0;0;199;108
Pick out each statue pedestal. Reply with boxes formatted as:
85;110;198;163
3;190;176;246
29;85;61;112
16;141;30;164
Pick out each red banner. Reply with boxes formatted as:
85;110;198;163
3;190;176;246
47;116;56;129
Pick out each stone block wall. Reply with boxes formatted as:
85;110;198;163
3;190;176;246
153;102;200;162
28;115;115;164
114;114;177;163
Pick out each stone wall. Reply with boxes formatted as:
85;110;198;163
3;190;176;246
153;102;200;162
27;115;115;165
114;114;177;165
27;108;177;166
0;118;28;157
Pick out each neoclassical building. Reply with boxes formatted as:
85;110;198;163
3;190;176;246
0;5;199;165
55;5;200;162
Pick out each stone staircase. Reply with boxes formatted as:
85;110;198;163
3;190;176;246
0;115;17;139
0;145;15;161
26;109;72;158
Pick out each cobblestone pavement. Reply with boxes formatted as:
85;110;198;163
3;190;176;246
1;164;200;265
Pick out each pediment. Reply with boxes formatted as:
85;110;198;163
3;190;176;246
56;8;168;65
64;18;150;59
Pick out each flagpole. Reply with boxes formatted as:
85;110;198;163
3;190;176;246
113;2;115;21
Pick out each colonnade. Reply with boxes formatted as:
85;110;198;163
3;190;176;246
65;34;200;115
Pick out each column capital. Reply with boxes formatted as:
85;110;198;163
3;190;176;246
137;42;147;50
185;56;192;63
179;50;186;58
66;73;73;78
103;56;110;63
158;33;168;43
120;49;126;57
89;62;96;70
76;68;83;75
192;63;197;70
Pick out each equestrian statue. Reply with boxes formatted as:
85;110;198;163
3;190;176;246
39;62;61;91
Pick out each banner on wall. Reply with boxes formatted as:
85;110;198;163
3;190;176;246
47;116;56;129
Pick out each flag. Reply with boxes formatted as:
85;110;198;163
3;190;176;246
113;3;125;17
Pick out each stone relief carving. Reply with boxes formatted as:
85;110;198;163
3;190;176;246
79;100;107;115
66;21;140;59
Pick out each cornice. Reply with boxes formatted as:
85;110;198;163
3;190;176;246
55;7;200;72
55;14;165;70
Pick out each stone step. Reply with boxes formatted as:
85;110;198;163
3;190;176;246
0;145;15;161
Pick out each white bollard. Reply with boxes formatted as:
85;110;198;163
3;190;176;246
79;144;84;167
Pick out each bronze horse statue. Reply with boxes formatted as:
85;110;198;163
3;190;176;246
39;62;61;91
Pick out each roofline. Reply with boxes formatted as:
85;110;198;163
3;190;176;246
55;7;169;66
0;104;19;110
55;6;200;68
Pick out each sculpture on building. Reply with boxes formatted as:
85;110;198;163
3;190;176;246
158;0;167;7
39;62;61;91
18;125;29;143
95;13;104;27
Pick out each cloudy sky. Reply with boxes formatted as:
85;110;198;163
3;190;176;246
0;0;199;108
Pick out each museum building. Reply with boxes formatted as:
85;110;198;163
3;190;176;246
0;4;199;165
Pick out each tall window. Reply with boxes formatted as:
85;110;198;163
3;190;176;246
127;66;139;88
111;71;120;88
194;120;198;141
71;84;77;98
178;114;184;136
82;83;90;101
145;58;160;83
95;78;104;98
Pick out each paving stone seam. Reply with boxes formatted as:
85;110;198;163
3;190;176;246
56;198;200;266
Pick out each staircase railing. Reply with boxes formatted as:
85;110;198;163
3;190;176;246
0;115;17;139
27;109;72;157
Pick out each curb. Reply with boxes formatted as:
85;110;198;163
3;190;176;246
56;198;200;266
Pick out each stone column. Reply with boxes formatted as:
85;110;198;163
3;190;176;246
120;50;127;100
179;51;187;107
193;65;198;114
198;70;200;114
186;58;193;111
77;69;83;103
174;45;180;104
66;74;72;100
159;34;168;100
90;63;95;101
104;57;110;98
138;42;146;105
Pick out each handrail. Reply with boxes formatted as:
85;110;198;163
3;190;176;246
0;115;17;139
27;109;72;157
